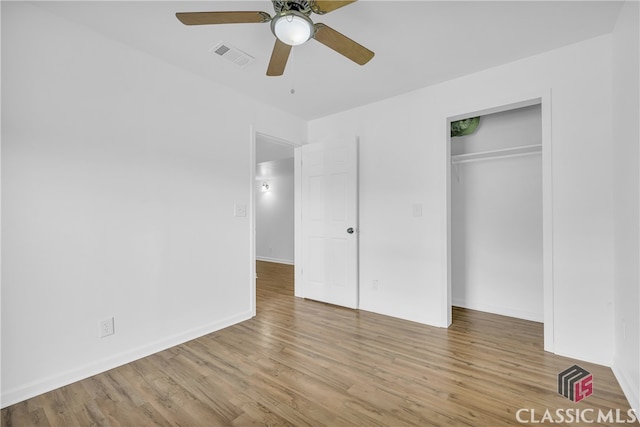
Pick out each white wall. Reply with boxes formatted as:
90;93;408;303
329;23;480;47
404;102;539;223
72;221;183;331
451;106;543;322
0;2;306;406
309;34;614;365
612;0;640;413
256;158;295;264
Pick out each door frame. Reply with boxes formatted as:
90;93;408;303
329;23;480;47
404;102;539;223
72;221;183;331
445;90;554;353
250;128;302;316
294;146;303;298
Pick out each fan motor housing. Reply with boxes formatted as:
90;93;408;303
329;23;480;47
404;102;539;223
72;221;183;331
273;0;313;15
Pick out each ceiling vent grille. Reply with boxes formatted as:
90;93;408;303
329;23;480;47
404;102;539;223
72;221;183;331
210;42;255;68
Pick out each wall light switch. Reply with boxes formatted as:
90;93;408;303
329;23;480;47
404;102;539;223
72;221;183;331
412;203;423;217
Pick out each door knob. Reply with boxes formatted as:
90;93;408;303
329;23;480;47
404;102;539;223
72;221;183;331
347;227;355;234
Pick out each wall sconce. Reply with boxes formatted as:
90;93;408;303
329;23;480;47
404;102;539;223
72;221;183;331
261;182;270;192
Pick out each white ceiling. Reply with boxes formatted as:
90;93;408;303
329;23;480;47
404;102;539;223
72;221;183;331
34;1;623;121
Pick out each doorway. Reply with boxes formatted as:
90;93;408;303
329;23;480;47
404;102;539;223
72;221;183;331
251;133;359;312
446;95;554;352
451;104;542;321
253;132;300;311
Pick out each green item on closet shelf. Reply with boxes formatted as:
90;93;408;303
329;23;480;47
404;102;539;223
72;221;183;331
451;117;480;137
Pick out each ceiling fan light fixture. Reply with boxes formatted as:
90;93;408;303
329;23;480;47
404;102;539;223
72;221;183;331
271;11;313;46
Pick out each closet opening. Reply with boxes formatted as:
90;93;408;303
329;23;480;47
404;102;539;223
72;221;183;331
447;98;552;351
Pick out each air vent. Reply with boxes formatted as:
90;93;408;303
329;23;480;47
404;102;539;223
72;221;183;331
210;42;255;68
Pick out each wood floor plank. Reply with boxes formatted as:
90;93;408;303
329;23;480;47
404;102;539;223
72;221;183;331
1;403;51;427
2;260;636;425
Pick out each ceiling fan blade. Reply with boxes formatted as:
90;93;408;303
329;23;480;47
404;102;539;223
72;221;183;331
312;23;374;65
267;39;292;76
176;11;271;25
311;0;357;14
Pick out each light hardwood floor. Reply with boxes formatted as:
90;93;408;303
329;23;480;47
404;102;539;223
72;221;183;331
2;261;635;426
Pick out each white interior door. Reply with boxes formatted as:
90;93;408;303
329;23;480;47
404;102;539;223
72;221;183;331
298;140;358;308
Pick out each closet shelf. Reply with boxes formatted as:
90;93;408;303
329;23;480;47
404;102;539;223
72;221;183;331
451;144;542;164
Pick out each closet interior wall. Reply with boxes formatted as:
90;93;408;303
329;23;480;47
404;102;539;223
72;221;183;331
451;105;543;322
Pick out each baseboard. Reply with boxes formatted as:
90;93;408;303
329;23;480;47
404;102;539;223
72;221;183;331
256;256;294;265
358;303;439;327
1;310;254;408
612;358;640;413
551;347;612;367
452;298;543;322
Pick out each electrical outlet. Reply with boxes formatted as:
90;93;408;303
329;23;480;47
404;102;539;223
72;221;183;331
99;317;115;338
372;280;379;290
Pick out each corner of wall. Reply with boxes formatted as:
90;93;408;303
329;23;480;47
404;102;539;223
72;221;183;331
612;358;640;414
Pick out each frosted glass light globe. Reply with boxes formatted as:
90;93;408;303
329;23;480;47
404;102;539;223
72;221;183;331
272;12;313;46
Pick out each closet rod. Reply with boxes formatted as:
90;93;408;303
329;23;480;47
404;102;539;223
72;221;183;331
451;144;542;165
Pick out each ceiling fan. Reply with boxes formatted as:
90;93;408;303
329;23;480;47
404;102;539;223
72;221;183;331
176;0;374;76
